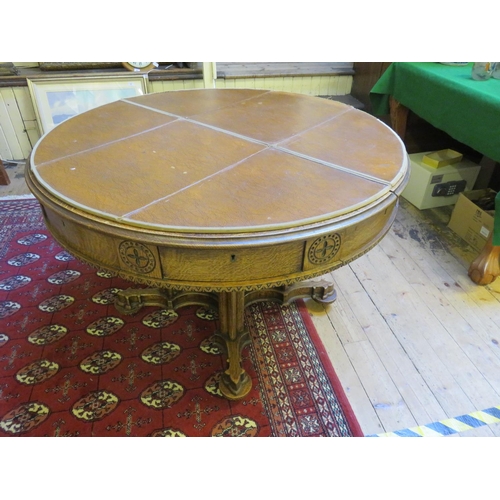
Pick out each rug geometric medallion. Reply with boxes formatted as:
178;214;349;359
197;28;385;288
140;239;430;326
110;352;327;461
0;197;363;437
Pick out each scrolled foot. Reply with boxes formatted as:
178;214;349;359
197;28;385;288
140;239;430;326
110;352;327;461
213;328;252;400
310;282;337;303
219;371;252;400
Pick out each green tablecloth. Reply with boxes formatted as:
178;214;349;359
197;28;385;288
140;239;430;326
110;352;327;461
370;62;500;245
496;193;500;245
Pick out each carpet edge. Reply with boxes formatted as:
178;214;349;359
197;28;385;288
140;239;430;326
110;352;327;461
295;299;364;437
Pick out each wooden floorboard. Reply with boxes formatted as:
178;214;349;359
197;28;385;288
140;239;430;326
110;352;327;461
2;165;499;438
332;264;450;427
309;199;500;436
351;247;479;419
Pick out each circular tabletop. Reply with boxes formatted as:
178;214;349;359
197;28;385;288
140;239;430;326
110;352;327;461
29;89;408;235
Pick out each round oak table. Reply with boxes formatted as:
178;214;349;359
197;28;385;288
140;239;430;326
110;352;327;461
27;89;409;399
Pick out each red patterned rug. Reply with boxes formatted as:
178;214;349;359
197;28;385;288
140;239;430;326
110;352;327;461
0;196;362;437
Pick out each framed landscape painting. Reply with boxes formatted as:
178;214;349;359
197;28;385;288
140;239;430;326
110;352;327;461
27;74;149;135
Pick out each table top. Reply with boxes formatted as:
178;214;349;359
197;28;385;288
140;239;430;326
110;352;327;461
370;62;500;164
29;89;408;234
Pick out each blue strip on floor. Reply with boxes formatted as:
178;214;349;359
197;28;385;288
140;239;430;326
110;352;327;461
366;405;500;437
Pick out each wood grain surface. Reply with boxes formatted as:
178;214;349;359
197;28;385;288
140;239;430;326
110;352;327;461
27;89;409;291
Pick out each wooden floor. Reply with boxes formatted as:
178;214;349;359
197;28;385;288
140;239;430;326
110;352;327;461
307;200;500;437
2;160;500;437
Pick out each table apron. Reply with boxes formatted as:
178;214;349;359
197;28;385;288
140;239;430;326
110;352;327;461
35;191;399;292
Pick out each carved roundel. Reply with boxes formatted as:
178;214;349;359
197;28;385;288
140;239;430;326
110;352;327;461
308;233;341;265
119;241;156;274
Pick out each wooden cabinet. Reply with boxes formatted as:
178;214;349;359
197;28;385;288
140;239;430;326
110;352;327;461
0;158;10;185
351;62;392;114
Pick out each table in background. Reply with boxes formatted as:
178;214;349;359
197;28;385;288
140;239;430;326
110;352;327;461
370;62;500;284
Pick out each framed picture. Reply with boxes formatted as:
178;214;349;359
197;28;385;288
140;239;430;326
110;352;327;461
27;74;149;135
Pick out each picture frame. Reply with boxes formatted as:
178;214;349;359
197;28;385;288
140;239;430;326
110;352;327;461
27;74;149;135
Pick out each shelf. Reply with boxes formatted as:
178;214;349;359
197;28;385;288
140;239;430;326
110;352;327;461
0;66;203;88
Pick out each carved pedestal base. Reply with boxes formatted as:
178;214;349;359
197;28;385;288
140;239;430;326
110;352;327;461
114;280;337;399
213;291;252;400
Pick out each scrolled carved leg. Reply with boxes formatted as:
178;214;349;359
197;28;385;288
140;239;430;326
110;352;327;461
114;287;219;315
468;235;500;285
213;291;252;400
282;280;337;304
244;279;337;307
115;287;171;315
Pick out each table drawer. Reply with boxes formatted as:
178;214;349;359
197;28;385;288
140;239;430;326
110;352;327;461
160;242;304;284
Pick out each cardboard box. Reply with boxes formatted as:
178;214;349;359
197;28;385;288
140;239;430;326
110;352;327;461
422;149;463;168
448;189;496;252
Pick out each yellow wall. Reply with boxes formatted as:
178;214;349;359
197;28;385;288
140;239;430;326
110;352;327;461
215;75;352;95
